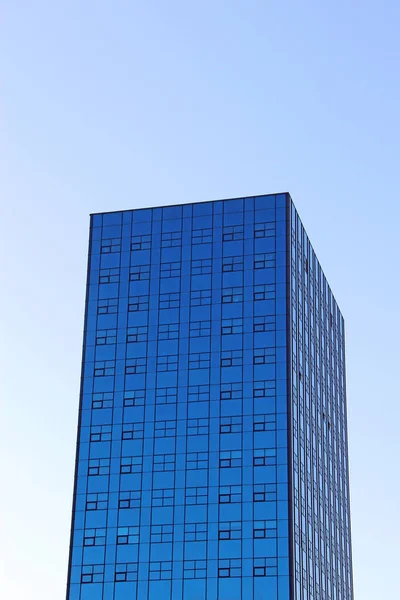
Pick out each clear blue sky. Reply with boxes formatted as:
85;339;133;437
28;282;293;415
1;1;399;598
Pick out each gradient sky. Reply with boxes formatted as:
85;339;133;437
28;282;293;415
1;2;399;598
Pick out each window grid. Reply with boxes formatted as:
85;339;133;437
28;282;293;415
68;197;353;600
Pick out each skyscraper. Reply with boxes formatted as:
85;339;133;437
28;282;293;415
66;193;354;600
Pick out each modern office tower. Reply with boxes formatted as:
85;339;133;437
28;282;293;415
66;193;354;600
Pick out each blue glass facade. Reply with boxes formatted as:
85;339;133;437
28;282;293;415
66;193;353;600
289;205;353;600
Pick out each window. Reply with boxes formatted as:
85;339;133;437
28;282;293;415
125;357;146;374
254;348;275;364
254;252;275;269
161;261;180;278
151;525;173;543
218;521;241;540
96;329;117;345
219;485;241;503
187;452;208;470
187;418;209;435
99;267;120;284
97;298;118;314
188;385;210;403
131;234;151;250
190;320;211;337
220;416;242;434
92;392;113;409
122;422;144;440
88;458;110;476
254;284;275;301
254;380;276;397
119;491;140;509
253;558;277;577
186;486;208;505
223;225;243;241
192;228;212;244
123;389;145;407
253;449;277;466
218;559;241;578
222;256;243;272
185;523;207;541
184;560;207;579
86;493;108;511
117;526;139;544
94;360;115;377
81;565;104;584
192;258;212;275
155;420;176;437
253;415;275;431
149;561;172;580
253;315;275;332
130;265;150;281
220;382;242;400
160;292;180;309
222;287;243;303
221;318;243;335
115;563;138;582
191;289;211;306
219;451;241;468
254;222;275;238
101;238;121;253
152;488;174;507
128;295;149;312
127;326;148;343
155;387;177;404
90;425;112;442
253;520;277;539
221;350;242;367
253;483;277;502
189;352;210;369
158;323;179;340
157;355;178;372
161;231;182;247
153;454;175;472
120;456;142;474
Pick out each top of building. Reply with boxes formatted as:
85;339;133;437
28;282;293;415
90;192;290;218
